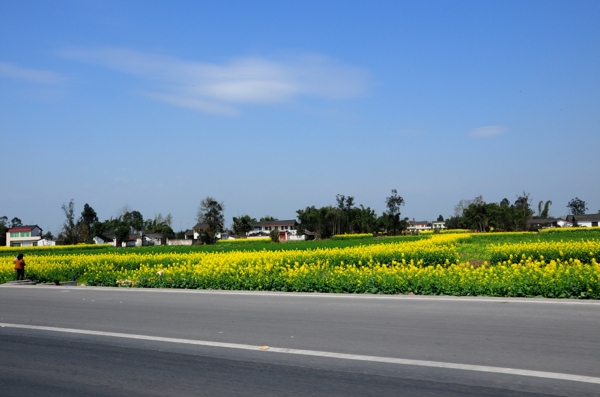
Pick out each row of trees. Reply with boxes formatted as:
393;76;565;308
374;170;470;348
295;190;408;239
194;190;408;243
1;194;593;247
58;200;177;246
196;197;285;243
445;194;535;232
445;195;591;232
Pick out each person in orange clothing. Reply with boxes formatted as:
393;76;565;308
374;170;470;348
13;253;26;280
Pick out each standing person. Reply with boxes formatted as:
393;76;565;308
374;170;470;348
13;253;26;281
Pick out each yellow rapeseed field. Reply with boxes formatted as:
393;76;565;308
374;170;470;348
1;233;598;298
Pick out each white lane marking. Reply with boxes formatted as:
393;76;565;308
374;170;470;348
1;322;599;385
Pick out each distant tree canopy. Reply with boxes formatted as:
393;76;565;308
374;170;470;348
296;193;395;239
197;196;225;244
537;200;553;219
144;213;175;239
232;215;256;237
100;211;176;243
446;193;534;232
567;197;587;216
385;189;405;236
0;216;9;246
60;199;79;245
81;203;98;243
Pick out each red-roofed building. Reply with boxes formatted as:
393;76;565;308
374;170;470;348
6;225;43;247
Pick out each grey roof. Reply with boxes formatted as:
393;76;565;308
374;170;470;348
527;218;558;225
8;225;42;231
572;214;600;222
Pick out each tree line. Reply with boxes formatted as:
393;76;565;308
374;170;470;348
193;191;409;243
55;200;177;246
445;195;591;232
0;194;594;246
294;190;408;239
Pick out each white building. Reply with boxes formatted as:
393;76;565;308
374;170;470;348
407;221;431;233
6;225;43;247
567;214;600;227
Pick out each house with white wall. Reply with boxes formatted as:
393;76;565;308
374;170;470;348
407;221;431;233
567;214;600;227
432;221;446;230
248;220;304;241
556;218;573;228
6;225;43;247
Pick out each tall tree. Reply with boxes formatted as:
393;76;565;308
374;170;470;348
81;203;98;243
81;204;98;229
453;199;473;218
537;200;553;218
232;215;256;237
260;216;278;222
0;216;8;246
385;189;405;235
144;213;175;238
350;205;377;234
197;197;225;244
296;205;336;239
114;222;130;247
10;217;22;228
513;192;534;231
61;199;79;245
335;194;355;235
567;197;588;215
122;210;144;233
462;196;489;232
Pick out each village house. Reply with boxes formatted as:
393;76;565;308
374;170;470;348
407;220;431;233
566;214;600;227
6;225;43;247
432;221;446;230
527;218;559;230
556;218;573;228
248;219;304;241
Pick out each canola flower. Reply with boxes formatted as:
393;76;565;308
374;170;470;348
541;227;600;234
489;240;600;264
1;233;598;299
1;235;461;283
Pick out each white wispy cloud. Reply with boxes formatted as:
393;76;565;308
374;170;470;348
61;48;371;115
468;125;507;138
0;61;64;84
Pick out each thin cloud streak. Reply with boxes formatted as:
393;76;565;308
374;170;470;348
62;48;372;114
0;61;64;84
469;125;507;138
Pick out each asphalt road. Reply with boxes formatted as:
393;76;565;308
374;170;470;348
1;285;599;396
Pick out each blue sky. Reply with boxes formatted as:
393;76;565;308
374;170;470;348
1;0;599;234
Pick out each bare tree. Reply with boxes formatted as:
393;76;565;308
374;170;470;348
61;199;80;244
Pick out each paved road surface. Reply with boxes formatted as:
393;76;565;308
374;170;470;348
1;285;599;396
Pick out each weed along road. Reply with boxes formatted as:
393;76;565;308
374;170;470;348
1;286;599;396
